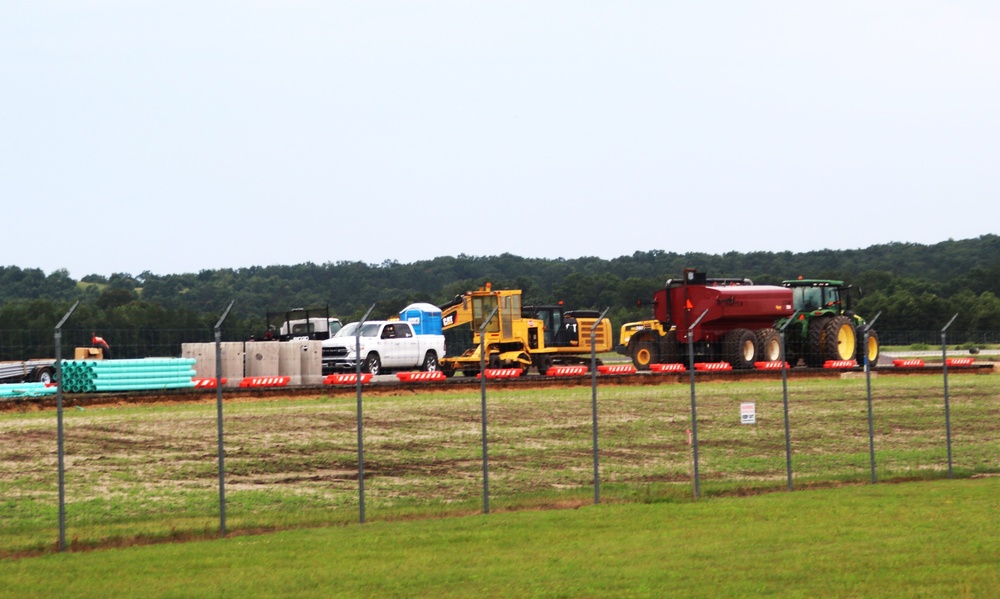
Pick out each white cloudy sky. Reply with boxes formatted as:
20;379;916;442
3;1;998;278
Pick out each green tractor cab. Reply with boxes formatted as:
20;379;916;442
778;279;879;367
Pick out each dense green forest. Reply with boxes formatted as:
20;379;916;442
2;235;999;357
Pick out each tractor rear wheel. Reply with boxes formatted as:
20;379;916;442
823;316;856;362
630;339;657;370
856;328;880;366
755;329;782;362
723;328;757;369
806;316;832;367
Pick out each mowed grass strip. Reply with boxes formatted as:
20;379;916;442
1;374;998;555
0;478;997;598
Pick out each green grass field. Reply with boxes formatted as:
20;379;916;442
1;478;997;597
2;373;999;557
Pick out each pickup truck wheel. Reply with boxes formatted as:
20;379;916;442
421;351;439;372
362;353;381;376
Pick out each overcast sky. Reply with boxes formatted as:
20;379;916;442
3;2;998;279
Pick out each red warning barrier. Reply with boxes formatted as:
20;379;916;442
892;359;926;368
193;378;227;388
323;373;373;385
823;360;858;369
396;371;447;382
946;357;975;367
694;362;732;371
651;363;686;373
239;376;290;388
546;365;589;377
476;368;524;379
597;364;638;375
753;361;789;370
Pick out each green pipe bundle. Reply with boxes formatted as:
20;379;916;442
0;383;57;398
61;358;196;393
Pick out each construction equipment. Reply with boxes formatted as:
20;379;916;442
261;306;342;341
623;269;879;369
439;285;613;376
777;278;880;367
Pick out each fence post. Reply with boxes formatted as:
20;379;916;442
356;304;375;524
479;305;499;515
686;309;709;499
54;301;79;552
590;307;610;505
214;300;234;536
778;311;801;492
863;311;882;484
941;313;959;479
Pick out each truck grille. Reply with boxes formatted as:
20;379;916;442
323;347;349;358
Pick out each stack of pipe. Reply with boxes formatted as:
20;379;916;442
0;383;56;398
61;358;196;393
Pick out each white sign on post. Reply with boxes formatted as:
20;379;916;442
740;402;756;425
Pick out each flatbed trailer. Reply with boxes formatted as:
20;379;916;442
0;360;57;384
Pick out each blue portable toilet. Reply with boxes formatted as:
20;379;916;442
399;303;443;336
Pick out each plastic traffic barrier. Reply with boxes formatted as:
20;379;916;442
396;371;447;382
545;365;589;377
823;360;858;369
892;359;926;368
239;376;291;388
651;363;686;373
597;364;637;375
476;368;524;379
753;361;790;370
193;378;227;388
693;362;732;371
946;357;975;367
324;373;373;385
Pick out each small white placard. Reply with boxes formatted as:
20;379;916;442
740;402;756;425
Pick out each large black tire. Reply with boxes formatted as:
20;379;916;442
755;328;782;363
723;328;757;369
362;353;381;376
806;316;832;367
534;354;553;375
488;353;501;369
658;334;679;365
856;327;880;367
823;316;856;362
629;337;658;370
31;366;55;384
421;351;439;372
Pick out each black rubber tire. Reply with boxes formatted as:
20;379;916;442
488;354;501;369
657;334;678;365
723;328;757;369
755;328;782;363
31;366;56;384
856;327;880;367
362;353;381;376
806;316;832;367
535;355;553;375
630;338;657;370
421;351;439;372
823;316;856;362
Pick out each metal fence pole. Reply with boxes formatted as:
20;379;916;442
356;304;375;524
54;301;79;552
479;305;499;515
941;313;959;479
590;307;610;505
686;309;709;499
778;312;801;492
863;311;882;484
213;300;234;536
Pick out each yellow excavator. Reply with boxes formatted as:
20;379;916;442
439;284;612;376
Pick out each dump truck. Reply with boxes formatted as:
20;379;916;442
622;269;879;369
439;285;613;376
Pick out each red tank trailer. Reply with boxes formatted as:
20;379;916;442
643;269;795;369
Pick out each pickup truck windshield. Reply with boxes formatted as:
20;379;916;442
334;323;359;338
358;323;382;337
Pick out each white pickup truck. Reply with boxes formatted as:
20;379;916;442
321;320;445;376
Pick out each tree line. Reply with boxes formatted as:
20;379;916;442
1;234;999;358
